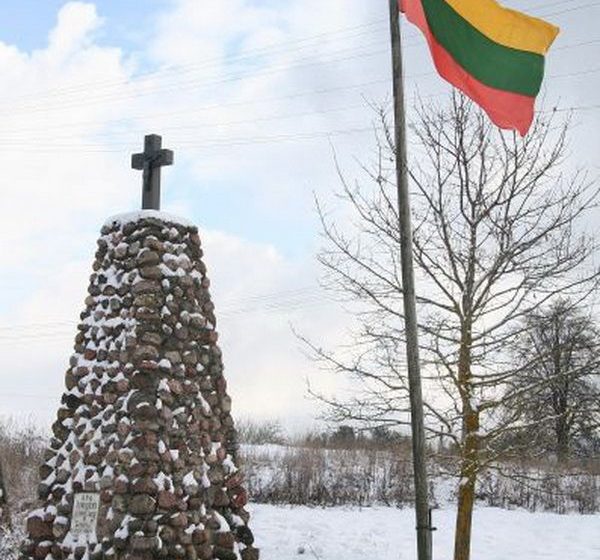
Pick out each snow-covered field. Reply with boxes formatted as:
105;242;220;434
1;505;596;560
250;504;599;560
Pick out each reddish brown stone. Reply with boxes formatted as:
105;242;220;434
132;280;161;295
100;489;113;503
128;461;146;478
139;360;159;371
192;529;208;544
88;450;104;465
131;535;159;551
214;532;235;549
168;379;183;395
233;508;250;525
214;547;237;560
241;547;260;560
129;494;156;515
170;512;188;527
38;464;53;480
33;542;52;560
132;477;158;495
225;473;244;489
158;491;178;511
231;487;248;508
198;544;213;560
114;478;129;494
27;516;53;540
236;526;254;546
116;379;129;393
213;489;230;507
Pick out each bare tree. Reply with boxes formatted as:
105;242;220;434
506;299;600;463
307;94;600;560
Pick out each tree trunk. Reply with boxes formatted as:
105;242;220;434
556;414;569;465
454;469;476;560
454;298;479;560
453;409;479;560
552;322;571;465
0;460;11;529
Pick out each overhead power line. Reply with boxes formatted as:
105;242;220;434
0;124;376;153
0;77;391;135
0;393;61;401
2;35;596;118
530;0;589;10
0;8;598;117
552;103;600;112
554;38;600;51
542;1;600;17
0;53;598;141
0;4;594;152
0;47;392;116
0;284;330;336
0;19;394;107
0;0;596;110
0;102;597;154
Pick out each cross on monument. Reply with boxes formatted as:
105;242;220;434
131;134;174;210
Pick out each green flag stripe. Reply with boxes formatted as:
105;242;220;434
422;0;545;97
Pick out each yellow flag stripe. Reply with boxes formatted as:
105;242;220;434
443;0;559;55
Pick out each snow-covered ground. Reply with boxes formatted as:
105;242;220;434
250;504;599;560
1;505;596;559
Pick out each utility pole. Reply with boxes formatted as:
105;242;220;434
387;2;432;559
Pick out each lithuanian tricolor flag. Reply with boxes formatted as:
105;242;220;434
400;0;560;135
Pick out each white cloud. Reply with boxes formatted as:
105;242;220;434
0;222;349;431
1;0;597;434
46;2;103;61
151;0;277;68
1;0;369;432
0;3;133;273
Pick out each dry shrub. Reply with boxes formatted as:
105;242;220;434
240;442;599;513
241;444;416;507
0;418;596;520
0;524;25;560
236;419;286;446
0;418;45;525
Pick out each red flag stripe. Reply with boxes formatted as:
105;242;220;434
400;0;535;135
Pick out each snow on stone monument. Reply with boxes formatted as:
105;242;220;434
21;135;259;560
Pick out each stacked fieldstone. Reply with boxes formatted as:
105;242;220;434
21;211;258;560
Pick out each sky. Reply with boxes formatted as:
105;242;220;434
0;0;598;433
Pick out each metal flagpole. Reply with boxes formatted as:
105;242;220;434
387;2;432;559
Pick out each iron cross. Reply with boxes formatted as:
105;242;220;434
131;134;174;210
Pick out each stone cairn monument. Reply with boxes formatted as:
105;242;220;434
21;135;259;560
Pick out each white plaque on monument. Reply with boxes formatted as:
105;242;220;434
71;493;100;539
